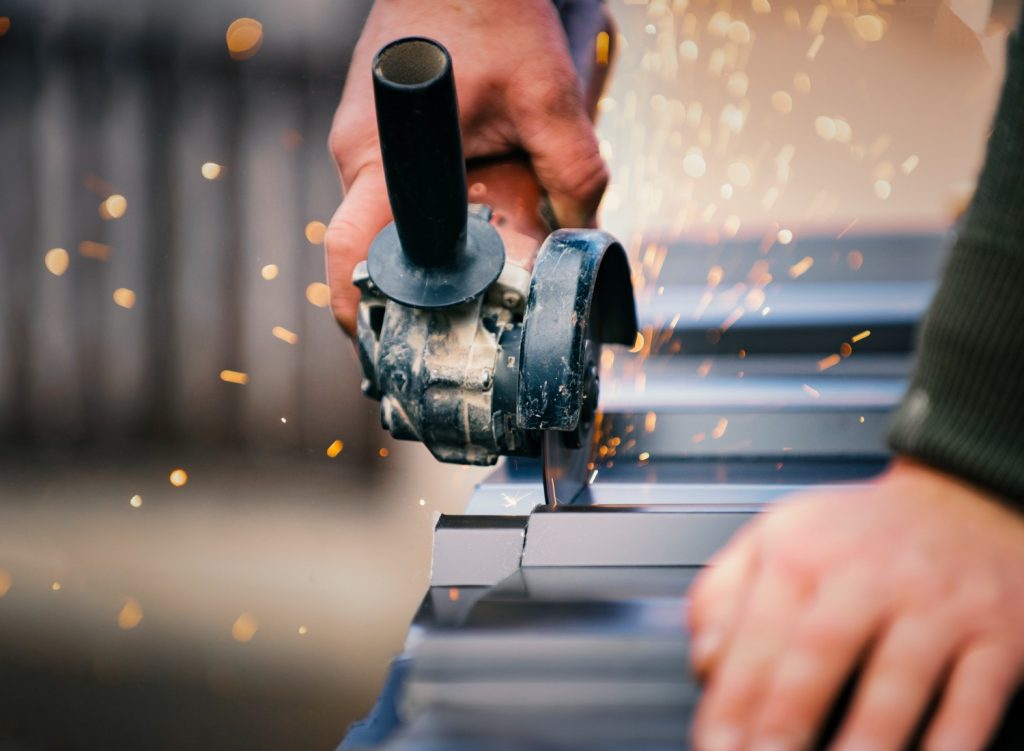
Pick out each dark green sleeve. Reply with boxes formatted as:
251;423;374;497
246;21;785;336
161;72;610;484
888;15;1024;506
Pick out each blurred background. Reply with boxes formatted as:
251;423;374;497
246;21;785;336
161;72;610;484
0;0;1019;748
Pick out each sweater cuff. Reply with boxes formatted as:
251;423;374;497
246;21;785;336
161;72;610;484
888;20;1024;506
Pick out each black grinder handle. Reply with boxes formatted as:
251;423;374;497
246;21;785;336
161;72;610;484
372;37;468;269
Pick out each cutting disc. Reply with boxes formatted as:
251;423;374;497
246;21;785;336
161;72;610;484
541;343;600;506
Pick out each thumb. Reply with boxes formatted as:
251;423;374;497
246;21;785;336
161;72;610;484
511;85;608;229
324;165;392;335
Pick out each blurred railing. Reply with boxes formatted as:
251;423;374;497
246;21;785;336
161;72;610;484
0;0;389;458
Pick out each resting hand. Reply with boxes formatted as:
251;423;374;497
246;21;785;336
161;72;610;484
689;458;1024;751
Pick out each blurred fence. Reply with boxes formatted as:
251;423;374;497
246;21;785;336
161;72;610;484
0;0;387;457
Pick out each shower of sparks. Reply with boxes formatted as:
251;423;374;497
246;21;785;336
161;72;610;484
129;494;143;508
852;329;871;342
304;221;327;244
44;248;69;276
201;162;223;180
226;18;263;61
219;369;249;385
117;598;144;630
113;288;136;309
789;256;814;278
306;282;331;308
326;439;344;457
802;384;821;398
818;353;841;371
261;264;279;280
0;569;11;597
231;612;258;642
272;326;298;344
99;194;128;220
79;241;111;261
169;468;188;487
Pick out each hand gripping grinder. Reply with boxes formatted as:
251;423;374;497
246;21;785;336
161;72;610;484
352;37;637;505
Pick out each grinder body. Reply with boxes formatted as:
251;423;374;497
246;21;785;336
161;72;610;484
353;36;637;475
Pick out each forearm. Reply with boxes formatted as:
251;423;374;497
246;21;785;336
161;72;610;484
888;13;1024;506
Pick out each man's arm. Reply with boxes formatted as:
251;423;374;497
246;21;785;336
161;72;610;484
688;14;1024;751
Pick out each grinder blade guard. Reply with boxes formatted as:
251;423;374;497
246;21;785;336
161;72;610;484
352;37;637;501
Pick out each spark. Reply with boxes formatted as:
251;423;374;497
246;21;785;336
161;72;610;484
0;569;10;597
720;183;734;199
818;354;841;371
117;598;143;630
840;342;853;357
79;241;111;261
261;264;279;280
808;4;829;34
727;71;749;98
784;7;801;29
298;626;308;635
707;265;724;287
100;194;128;220
697;359;713;377
44;248;69;276
231;612;258;643
226;18;263;60
169;468;188;487
306;283;331;308
304;221;327;244
692;432;707;444
629;331;645;353
712;418;729;439
727;21;751;44
854;14;885;42
789;256;814;278
418;498;426;506
874;179;892;199
51;581;62;592
595;30;610;65
679;40;699;62
727;161;752;187
113;288;136;309
638;451;651;462
847;250;864;269
326;439;344;457
836;218;860;239
130;494;143;508
859;416;866;424
852;329;871;342
751;0;771;13
683;151;707;178
794;72;811;94
806;34;824;60
502;492;530;508
901;155;920;175
272;326;298;344
448;587;460;602
220;370;249;385
815;116;837;141
378;448;389;458
201;162;223;180
771;91;793;114
0;17;9;36
802;384;821;398
723;215;741;237
280;417;287;424
777;228;794;245
645;412;657;432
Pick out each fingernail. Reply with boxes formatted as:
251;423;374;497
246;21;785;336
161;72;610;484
697;724;742;751
691;630;723;666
